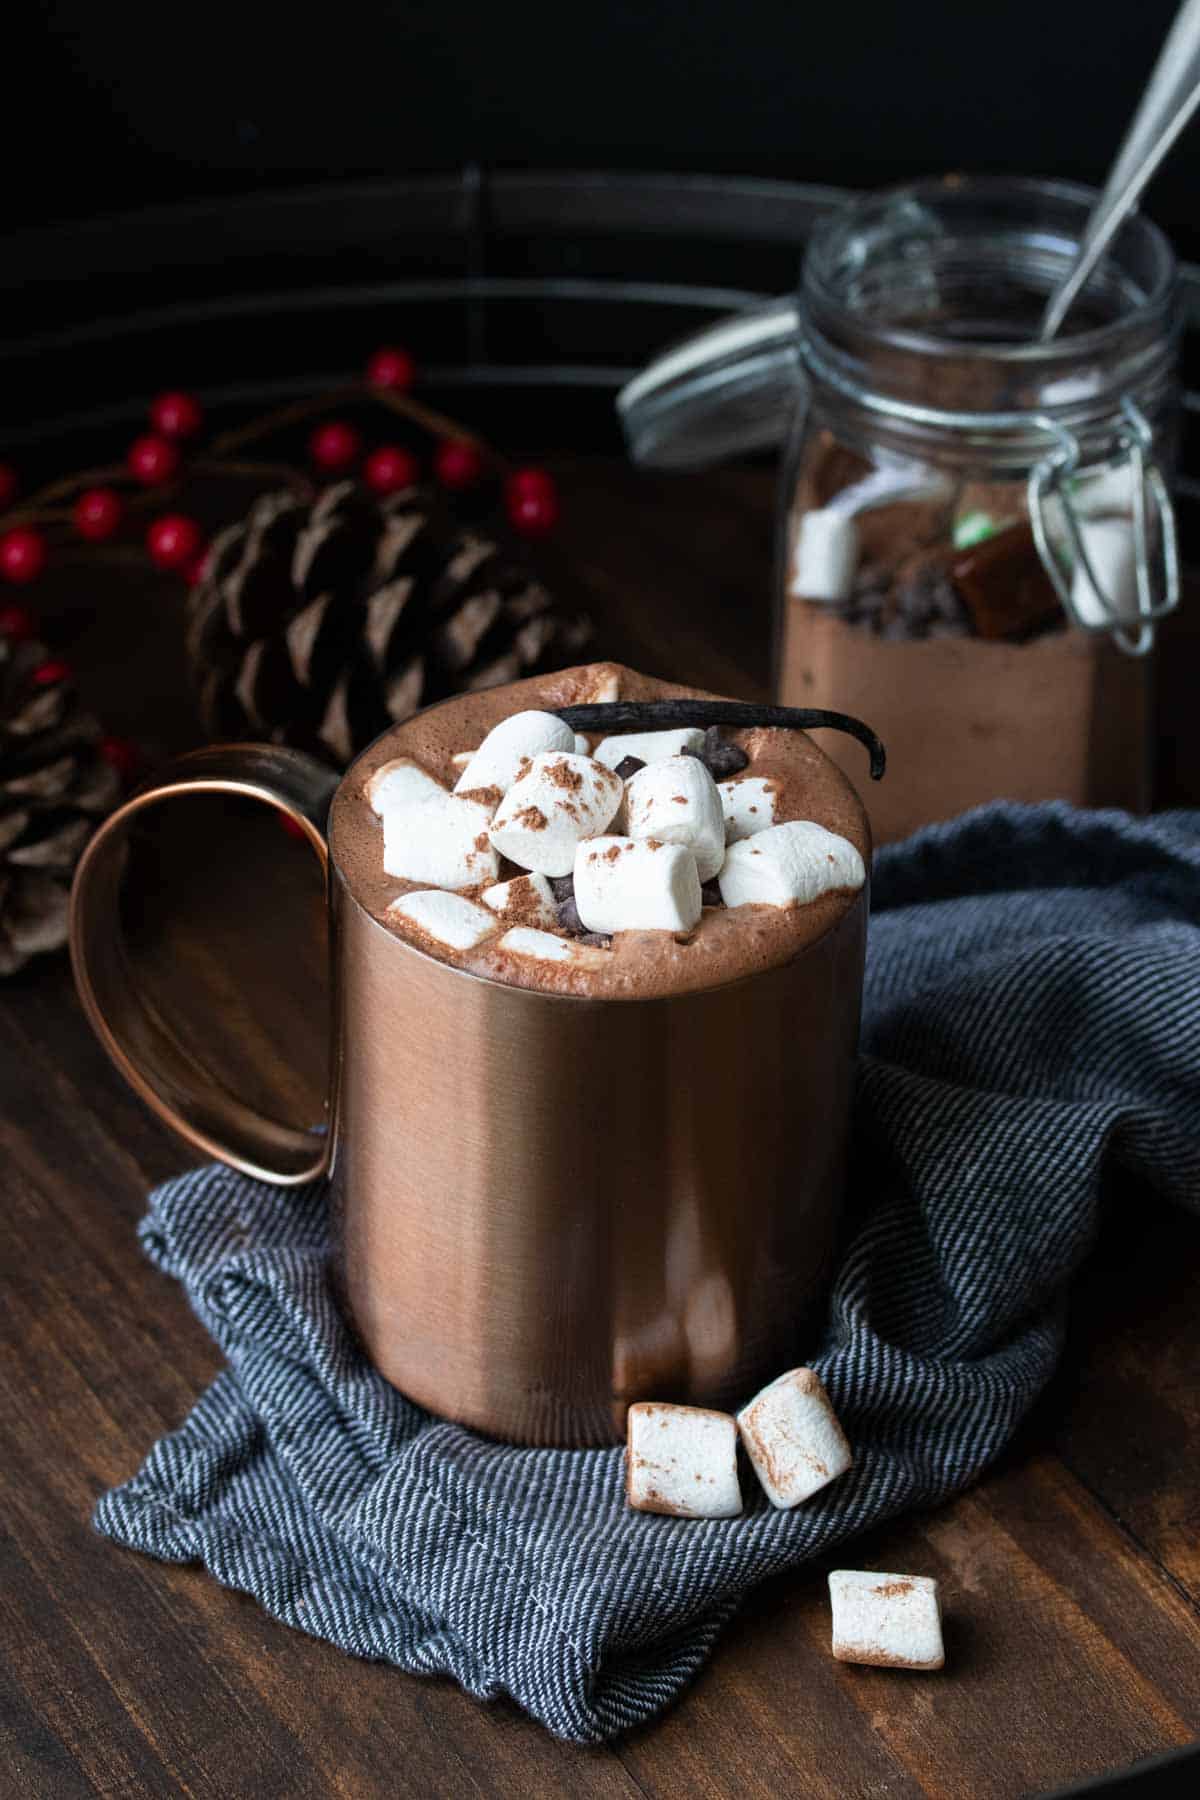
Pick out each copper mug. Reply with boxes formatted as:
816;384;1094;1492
70;737;868;1447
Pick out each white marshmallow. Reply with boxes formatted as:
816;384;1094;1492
737;1367;852;1509
624;755;726;882
497;926;608;965
578;668;621;703
368;758;446;816
573;732;591;756
387;889;498;952
719;776;778;844
789;508;860;602
380;789;499;889
593;728;704;770
452;709;574;795
719;820;864;910
481;872;558;928
574;836;702;934
828;1571;944;1671
1070;518;1138;628
625;1402;742;1518
489;753;623;878
1074;461;1136;518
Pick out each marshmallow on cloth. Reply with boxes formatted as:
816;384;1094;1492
593;727;704;770
719;775;778;844
626;1402;742;1518
370;760;500;889
481;872;558;928
453;710;574;796
489;752;623;877
625;755;726;882
828;1571;945;1671
719;820;864;909
737;1367;852;1508
574;836;702;934
388;890;498;952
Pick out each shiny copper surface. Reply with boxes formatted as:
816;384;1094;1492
69;745;339;1185
329;869;865;1446
71;740;868;1447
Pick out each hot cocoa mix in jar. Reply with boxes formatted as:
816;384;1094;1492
776;177;1181;843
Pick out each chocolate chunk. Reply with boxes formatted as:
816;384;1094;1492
949;521;1062;640
548;875;575;903
578;932;612;948
557;895;584;934
613;755;646;780
700;726;749;779
700;878;724;907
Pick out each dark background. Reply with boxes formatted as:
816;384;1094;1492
10;0;1197;250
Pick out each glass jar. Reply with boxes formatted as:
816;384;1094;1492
776;176;1180;843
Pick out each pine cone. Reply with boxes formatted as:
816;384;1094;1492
186;480;592;766
0;639;120;977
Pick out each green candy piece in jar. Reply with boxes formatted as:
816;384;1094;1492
952;511;999;550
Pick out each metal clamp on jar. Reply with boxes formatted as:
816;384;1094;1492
620;176;1181;842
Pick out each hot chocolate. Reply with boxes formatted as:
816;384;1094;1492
330;663;871;1000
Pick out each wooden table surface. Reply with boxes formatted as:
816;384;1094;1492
2;458;1199;1798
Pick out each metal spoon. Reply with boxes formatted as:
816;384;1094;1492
1040;0;1200;337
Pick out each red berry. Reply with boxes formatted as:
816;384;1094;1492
99;735;143;785
73;486;124;542
433;439;485;490
505;467;559;536
309;420;361;473
0;528;47;584
183;552;209;587
0;601;35;640
366;346;416;392
0;463;19;510
363;445;420;495
30;657;71;686
128;434;180;486
150;390;203;440
146;514;203;571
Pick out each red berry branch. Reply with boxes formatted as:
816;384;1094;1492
0;346;561;595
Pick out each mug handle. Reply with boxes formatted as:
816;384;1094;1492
69;743;340;1186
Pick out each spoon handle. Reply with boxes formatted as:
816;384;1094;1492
1040;0;1200;339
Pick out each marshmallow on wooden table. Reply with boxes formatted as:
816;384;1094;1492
1070;518;1138;628
828;1571;944;1671
789;508;860;602
719;776;778;844
737;1367;852;1508
625;755;726;882
481;872;558;928
719;820;865;910
488;752;623;877
498;926;609;965
387;890;498;952
593;727;704;770
452;709;574;796
574;836;702;934
626;1402;742;1518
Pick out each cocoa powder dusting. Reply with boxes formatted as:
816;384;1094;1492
515;805;548;831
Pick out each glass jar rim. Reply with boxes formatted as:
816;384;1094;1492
801;173;1177;366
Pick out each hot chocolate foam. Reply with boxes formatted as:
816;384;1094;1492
329;664;871;999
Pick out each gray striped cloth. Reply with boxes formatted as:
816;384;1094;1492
95;803;1200;1742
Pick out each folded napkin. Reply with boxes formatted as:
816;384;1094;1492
95;803;1200;1742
